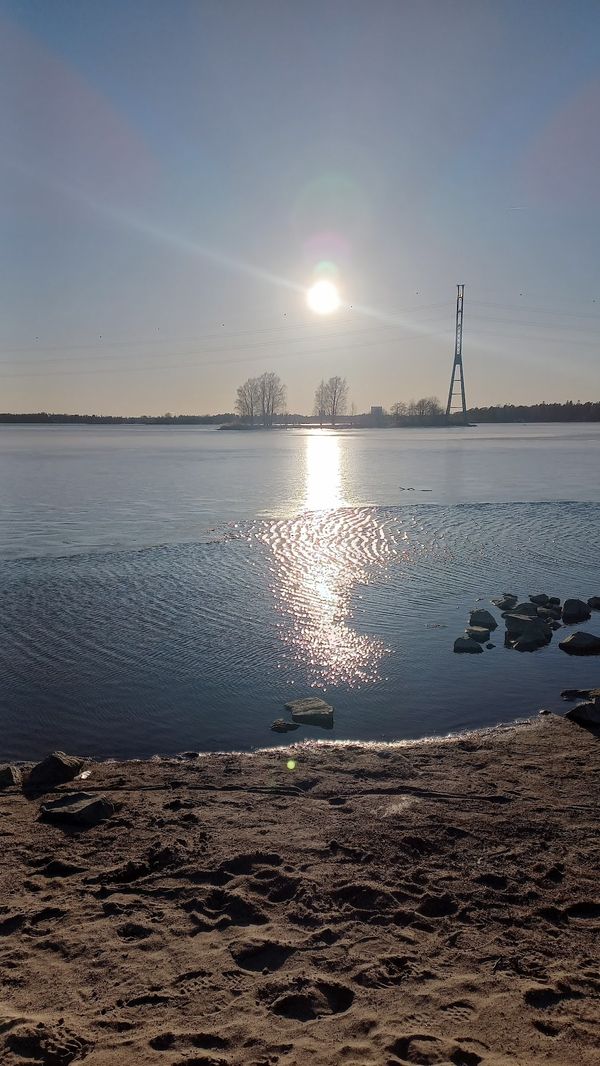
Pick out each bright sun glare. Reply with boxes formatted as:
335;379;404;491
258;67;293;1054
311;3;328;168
306;279;341;315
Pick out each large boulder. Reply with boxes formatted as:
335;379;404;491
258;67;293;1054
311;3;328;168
469;609;497;631
559;631;600;656
504;613;552;639
562;598;591;624
565;702;600;727
588;596;600;610
454;636;483;654
26;751;85;791
39;792;114;826
0;765;21;789
286;697;334;728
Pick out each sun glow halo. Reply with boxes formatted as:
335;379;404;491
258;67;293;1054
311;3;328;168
306;279;341;315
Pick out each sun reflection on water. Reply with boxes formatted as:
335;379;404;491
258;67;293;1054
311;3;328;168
257;432;396;687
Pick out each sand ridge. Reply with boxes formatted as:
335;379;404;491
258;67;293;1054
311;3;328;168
0;715;598;1065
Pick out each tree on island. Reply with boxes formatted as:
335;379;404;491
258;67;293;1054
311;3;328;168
314;376;349;426
235;371;286;427
391;396;443;424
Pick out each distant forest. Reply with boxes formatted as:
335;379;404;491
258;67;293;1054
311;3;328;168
1;400;599;424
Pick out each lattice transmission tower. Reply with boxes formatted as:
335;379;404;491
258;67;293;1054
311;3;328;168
445;283;468;424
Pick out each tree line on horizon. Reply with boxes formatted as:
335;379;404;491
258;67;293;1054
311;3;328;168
2;399;600;426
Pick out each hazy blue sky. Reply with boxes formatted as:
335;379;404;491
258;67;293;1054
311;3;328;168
1;0;599;414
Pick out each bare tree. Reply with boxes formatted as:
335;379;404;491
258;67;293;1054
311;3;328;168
322;375;348;426
235;377;261;424
314;379;328;427
390;401;407;424
257;371;286;427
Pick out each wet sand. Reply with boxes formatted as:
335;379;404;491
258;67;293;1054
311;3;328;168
1;714;598;1065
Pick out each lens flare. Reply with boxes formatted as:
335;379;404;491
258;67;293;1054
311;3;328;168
307;279;341;315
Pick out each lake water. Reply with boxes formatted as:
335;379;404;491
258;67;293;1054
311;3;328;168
1;423;599;760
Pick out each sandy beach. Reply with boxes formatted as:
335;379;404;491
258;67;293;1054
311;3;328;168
1;714;598;1066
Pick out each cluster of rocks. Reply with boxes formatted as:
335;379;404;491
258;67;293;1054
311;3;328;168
0;750;114;826
271;697;334;733
454;593;600;655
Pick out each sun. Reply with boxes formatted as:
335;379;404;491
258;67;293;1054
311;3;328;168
307;279;341;315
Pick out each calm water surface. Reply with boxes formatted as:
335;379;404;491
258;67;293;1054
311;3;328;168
1;424;599;759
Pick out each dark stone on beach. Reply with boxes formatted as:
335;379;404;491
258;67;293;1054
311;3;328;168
565;701;600;727
469;609;497;631
454;636;483;654
40;792;114;826
562;598;591;624
0;765;21;788
559;631;600;656
271;719;300;734
27;751;85;791
465;626;490;643
538;708;551;716
588;596;600;610
530;593;549;606
286;698;334;728
486;643;495;649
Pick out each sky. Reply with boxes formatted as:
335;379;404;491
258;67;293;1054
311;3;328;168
1;0;599;415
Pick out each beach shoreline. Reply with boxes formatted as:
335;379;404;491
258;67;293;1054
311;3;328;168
1;714;598;1065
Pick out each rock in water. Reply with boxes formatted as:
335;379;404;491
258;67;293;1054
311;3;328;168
588;596;600;610
529;593;549;606
562;598;592;624
548;596;561;606
40;792;114;826
285;698;334;728
492;594;517;611
469;609;498;631
27;751;85;790
512;602;539;617
271;719;300;734
558;631;600;656
454;636;484;654
465;626;490;643
565;702;600;727
0;765;21;788
561;687;600;701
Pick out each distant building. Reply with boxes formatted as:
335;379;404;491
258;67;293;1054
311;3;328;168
370;405;383;417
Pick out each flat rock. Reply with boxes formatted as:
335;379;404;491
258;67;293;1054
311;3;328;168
27;751;85;790
271;719;300;734
562;598;591;625
588;596;600;610
469;609;497;630
529;593;549;606
454;636;484;654
0;765;21;788
537;605;562;620
286;698;334;728
565;701;600;727
40;792;114;826
559;631;600;656
465;625;490;643
504;613;552;639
